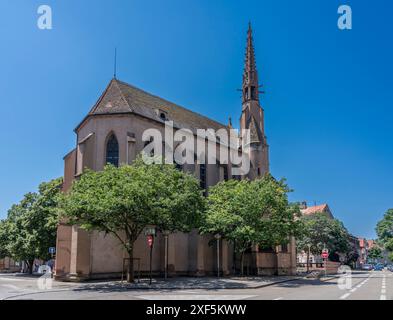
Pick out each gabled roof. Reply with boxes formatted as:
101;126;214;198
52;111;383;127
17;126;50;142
301;204;334;219
76;78;228;133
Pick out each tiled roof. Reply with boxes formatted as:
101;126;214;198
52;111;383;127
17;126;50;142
83;79;228;133
301;204;328;216
300;204;334;219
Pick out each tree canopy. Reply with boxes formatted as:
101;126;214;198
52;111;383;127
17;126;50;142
376;209;393;252
296;213;351;261
368;246;383;262
61;157;205;282
0;219;10;259
200;175;302;273
3;178;63;273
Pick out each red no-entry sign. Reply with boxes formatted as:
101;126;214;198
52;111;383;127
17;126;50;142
321;249;329;259
147;235;154;248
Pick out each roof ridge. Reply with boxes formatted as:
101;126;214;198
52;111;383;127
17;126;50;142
87;79;114;115
112;79;133;112
115;79;228;129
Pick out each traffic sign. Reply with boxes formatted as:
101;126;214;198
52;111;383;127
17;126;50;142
49;247;56;254
144;227;156;236
321;249;329;259
147;235;154;248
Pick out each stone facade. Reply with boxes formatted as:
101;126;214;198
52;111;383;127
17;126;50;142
54;25;296;281
0;257;20;273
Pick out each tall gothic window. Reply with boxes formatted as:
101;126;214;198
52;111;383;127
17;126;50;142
106;134;119;167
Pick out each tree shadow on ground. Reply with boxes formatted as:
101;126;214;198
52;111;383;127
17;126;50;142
69;276;300;294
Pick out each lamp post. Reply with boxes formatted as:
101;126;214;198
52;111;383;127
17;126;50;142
307;244;311;273
163;230;170;279
215;234;221;278
144;227;156;285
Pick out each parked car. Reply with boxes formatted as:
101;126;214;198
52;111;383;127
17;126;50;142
374;264;384;271
387;265;393;272
362;264;373;271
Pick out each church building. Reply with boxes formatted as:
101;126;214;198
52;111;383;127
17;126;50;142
54;24;296;281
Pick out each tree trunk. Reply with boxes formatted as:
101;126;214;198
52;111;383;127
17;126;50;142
126;242;134;283
240;251;244;276
28;259;34;274
274;249;279;276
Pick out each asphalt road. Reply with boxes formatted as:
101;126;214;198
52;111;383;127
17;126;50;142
0;270;392;300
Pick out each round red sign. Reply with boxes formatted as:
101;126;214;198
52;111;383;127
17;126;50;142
147;235;154;247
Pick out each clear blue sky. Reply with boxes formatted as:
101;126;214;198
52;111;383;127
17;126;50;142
0;0;392;239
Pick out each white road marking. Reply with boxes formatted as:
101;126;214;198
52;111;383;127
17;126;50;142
340;293;351;299
0;277;25;282
350;288;357;293
380;295;386;300
0;284;20;290
273;297;283;300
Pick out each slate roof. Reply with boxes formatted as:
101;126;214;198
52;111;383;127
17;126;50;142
78;78;228;133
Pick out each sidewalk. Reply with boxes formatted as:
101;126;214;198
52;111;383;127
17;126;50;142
68;275;302;291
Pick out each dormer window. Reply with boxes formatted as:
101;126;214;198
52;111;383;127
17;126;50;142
155;108;168;121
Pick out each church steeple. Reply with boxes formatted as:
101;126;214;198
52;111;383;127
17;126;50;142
242;22;260;103
239;23;269;178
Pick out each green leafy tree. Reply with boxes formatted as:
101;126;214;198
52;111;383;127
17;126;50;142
345;242;360;268
6;178;63;273
376;209;393;254
200;175;302;275
367;246;383;263
61;157;205;282
296;213;351;266
0;219;10;259
385;238;393;252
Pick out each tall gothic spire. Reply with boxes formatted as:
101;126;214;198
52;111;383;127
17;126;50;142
242;22;259;103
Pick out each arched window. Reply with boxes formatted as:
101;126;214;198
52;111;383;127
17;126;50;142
106;134;119;167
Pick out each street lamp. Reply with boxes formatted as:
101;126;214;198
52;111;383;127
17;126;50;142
307;244;311;273
162;230;170;279
215;234;221;278
144;227;157;285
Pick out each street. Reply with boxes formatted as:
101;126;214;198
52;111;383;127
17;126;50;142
0;271;392;300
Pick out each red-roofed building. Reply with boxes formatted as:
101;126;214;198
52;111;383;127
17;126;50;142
367;239;375;249
297;202;334;269
358;237;369;265
300;203;334;219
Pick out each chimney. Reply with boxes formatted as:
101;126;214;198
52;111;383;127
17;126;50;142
300;201;307;210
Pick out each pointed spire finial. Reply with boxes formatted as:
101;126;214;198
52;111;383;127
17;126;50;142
242;23;259;103
228;117;233;128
